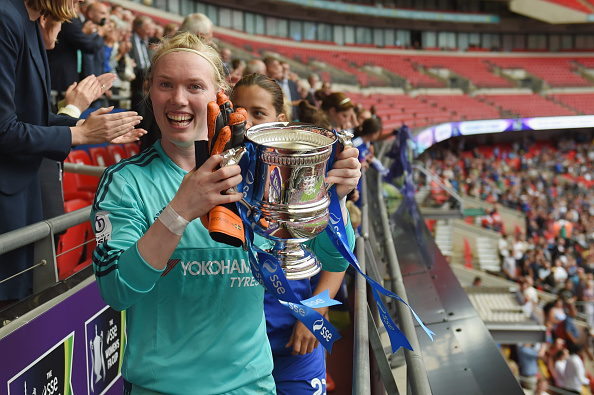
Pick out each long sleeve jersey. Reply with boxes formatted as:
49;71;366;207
91;142;275;394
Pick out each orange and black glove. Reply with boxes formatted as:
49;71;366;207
197;92;247;247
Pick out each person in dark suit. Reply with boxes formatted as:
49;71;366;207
46;2;103;95
263;56;301;121
130;15;158;151
0;0;145;307
79;1;111;110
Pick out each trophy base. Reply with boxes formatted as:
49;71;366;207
274;243;322;280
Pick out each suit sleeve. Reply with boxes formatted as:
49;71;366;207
91;169;163;311
0;8;71;159
61;21;103;54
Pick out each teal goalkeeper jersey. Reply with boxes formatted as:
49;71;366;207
91;142;275;394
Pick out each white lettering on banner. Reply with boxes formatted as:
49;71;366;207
104;319;120;370
377;301;395;331
286;302;306;316
43;375;59;395
180;259;250;276
313;319;332;341
329;212;342;239
269;274;286;294
303;298;325;307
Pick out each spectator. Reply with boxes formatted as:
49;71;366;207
80;1;111;96
562;343;590;394
0;0;144;308
244;58;267;75
516;343;541;390
521;276;541;321
130;15;157;151
550;342;569;388
179;12;215;47
534;377;551;395
47;2;103;96
264;56;300;120
163;22;179;39
220;47;231;75
320;92;358;132
305;73;319;107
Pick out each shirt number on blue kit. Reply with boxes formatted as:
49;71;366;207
310;378;326;395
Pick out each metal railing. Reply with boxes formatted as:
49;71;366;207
352;163;431;394
412;162;464;208
0;163;101;294
0;205;91;294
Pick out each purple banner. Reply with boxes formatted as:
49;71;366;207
0;280;124;395
412;115;594;155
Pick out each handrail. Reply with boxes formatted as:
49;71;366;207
377;171;432;395
0;162;100;293
412;162;464;207
0;207;91;293
63;161;106;177
353;171;370;394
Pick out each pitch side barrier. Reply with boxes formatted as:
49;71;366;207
368;138;528;394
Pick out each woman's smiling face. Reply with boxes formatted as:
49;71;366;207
150;51;218;148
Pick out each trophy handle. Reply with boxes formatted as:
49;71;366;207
220;146;252;211
335;128;354;148
326;128;354;192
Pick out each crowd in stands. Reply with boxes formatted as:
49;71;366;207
420;136;594;393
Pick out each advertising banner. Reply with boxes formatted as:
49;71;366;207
1;280;125;395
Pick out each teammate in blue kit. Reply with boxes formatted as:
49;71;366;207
232;73;359;394
91;34;361;394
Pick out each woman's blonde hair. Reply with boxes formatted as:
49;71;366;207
26;0;77;22
146;31;229;95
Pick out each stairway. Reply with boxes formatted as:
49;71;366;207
476;236;501;272
415;185;431;206
434;220;453;258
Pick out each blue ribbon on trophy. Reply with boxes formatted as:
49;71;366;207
237;140;342;353
229;123;434;353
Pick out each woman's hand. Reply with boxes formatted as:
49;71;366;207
64;73;115;113
286;318;321;356
326;146;361;200
170;155;243;222
70;107;144;145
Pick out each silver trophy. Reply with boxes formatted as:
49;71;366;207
222;122;352;280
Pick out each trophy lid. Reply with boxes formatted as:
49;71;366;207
246;122;337;151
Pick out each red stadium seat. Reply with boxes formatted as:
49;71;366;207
56;198;93;280
106;144;127;163
124;142;140;158
89;146;114;167
66;150;100;193
62;170;94;204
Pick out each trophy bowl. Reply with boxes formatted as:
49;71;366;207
244;122;339;280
